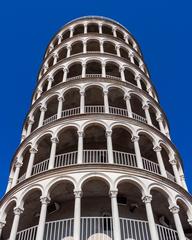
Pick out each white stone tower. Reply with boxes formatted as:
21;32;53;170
0;16;192;240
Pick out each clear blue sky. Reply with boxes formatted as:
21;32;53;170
0;0;191;197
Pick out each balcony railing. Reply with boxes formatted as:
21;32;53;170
18;150;176;184
16;217;183;240
61;107;80;118
132;112;147;123
109;106;129;117
85;105;105;113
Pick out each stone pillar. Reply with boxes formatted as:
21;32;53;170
103;90;109;113
156;114;166;134
110;190;121;240
36;196;50;240
82;63;86;78
106;130;114;164
119;66;125;82
102;62;106;77
100;40;104;53
147;86;154;98
135;74;142;89
99;23;102;34
26;118;34;136
48;137;59;169
12;161;22;187
83;40;87;53
53;53;58;65
9;207;23;240
43;65;48;74
25;148;38;178
153;145;167;177
124;94;133;118
62;67;68;82
70;27;74;38
112;27;117;37
116;45;121;57
57;96;64;119
6;177;13;193
142;195;159;240
73;190;82;240
124;34;129;44
37;88;42;99
0;221;5;238
169;205;186;240
80;91;85;114
77;131;84;164
142;103;152;126
67;45;71;58
84;24;87;34
129;52;134;64
169;158;182;185
58;34;63;44
131;135;143;168
38;106;47;127
47;76;54;90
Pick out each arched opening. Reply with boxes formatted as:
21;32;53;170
134;57;140;67
62;30;70;41
177;199;192;239
62;88;80;115
52;38;58;48
81;178;112;238
85;86;104;113
42;80;48;93
86;61;102;75
31;107;41;132
1;201;16;239
124;69;136;86
32;134;51;175
102;25;113;36
71;41;83;55
108;88;126;110
130;94;146;120
41;180;75;238
112;127;135;166
120;47;129;60
73;24;84;36
129;38;134;47
148;106;160;129
139;133;159;173
48;57;54;68
103;42;116;54
87;40;100;52
44;96;58;121
18;146;31;182
58;47;67;61
87;23;99;33
67;63;82;79
117;181;149;239
52;69;63;87
140;78;147;92
116;30;124;41
106;62;120;78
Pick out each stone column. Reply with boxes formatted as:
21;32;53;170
103;90;109;113
124;34;129;44
47;76;54;90
73;190;82;240
100;40;104;53
99;23;102;34
142;103;152;126
6;177;13;193
135;74;142;89
67;45;71;58
112;27;117;37
106;130;114;164
53;53;58;65
70;27;74;38
110;190;121;240
131;135;143;168
153;145;167;177
129;52;134;64
0;221;5;238
83;40;87;53
43;65;48;74
12;161;22;187
156;114;166;134
102;62;106;77
82;63;86;78
169;158;182;185
119;66;125;82
26;119;34;136
80;91;85;114
36;197;50;240
84;23;87;34
9;207;23;240
37;88;42;99
57;96;64;119
25;148;38;178
38;106;47;127
124;94;133;118
58;34;63;44
77;131;84;164
169;205;186;240
48;137;59;169
142;195;159;240
62;67;68;82
116;45;121;57
147;86;154;98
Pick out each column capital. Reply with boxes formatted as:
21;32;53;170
115;44;121;50
169;205;180;214
142;195;152;203
124;34;129;40
153;145;162;152
77;131;84;137
131;135;140;142
48;76;54;82
57;34;63;40
51;137;59;144
15;161;23;168
13;207;24;216
124;94;131;101
135;74;141;81
53;52;59;58
69;26;74;32
80;90;85;96
142;102;149;110
40;105;47;112
63;67;69;73
43;65;48;71
30;147;38;154
28;118;34;125
129;51;134;58
0;220;6;229
188;218;192;226
101;61;106;67
119;66;125;72
106;130;112;137
110;190;118;198
81;62;86;68
112;26;117;31
57;96;64;102
40;196;51;205
74;190;82;198
169;158;177;166
103;89;108;95
67;45;72;50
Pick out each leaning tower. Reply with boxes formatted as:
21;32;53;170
0;16;192;240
